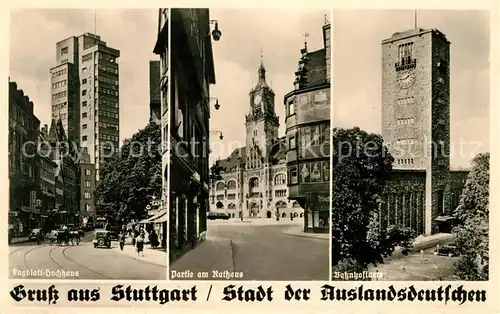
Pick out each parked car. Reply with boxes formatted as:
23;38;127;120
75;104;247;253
93;230;112;249
207;211;230;220
434;244;460;257
105;224;120;241
29;228;44;242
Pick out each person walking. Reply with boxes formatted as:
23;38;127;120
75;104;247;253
119;232;125;251
150;229;159;249
136;230;145;257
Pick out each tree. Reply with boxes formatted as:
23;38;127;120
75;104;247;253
95;122;162;223
453;153;489;280
331;127;415;273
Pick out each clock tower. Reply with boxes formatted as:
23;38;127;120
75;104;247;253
245;56;279;169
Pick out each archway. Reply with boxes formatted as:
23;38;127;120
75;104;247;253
282;212;286;218
250;202;259;217
266;211;271;218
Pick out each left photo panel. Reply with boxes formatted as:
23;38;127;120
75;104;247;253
8;8;167;280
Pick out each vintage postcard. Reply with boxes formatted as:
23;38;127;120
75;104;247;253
2;0;498;313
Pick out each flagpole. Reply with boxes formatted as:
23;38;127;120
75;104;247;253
414;10;417;29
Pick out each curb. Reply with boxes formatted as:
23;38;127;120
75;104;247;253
282;232;329;241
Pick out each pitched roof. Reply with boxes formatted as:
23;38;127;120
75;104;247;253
217;136;287;172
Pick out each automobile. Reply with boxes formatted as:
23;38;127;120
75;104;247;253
207;211;230;220
434;244;460;257
29;228;44;242
93;230;112;249
105;224;120;241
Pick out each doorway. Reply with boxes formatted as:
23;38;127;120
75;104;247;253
266;211;272;218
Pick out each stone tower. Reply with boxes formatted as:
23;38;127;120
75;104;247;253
382;28;451;235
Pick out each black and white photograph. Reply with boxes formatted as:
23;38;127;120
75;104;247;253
168;8;331;281
331;10;489;281
8;9;168;280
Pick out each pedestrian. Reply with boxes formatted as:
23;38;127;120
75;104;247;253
150;229;159;249
136;230;145;257
119;232;125;251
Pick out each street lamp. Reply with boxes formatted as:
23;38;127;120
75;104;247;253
210;130;223;140
210;20;222;41
204;97;220;111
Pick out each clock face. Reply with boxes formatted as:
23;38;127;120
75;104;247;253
253;94;262;105
397;69;416;89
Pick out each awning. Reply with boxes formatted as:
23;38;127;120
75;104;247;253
139;209;167;224
435;215;456;222
150;212;168;223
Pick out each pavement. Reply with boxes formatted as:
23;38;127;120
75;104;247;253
368;233;458;281
9;233;166;280
113;237;167;267
170;218;329;281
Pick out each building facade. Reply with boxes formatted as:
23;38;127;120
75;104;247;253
149;60;162;125
8;81;41;237
51;33;120;184
160;8;216;261
380;28;467;235
283;20;331;233
210;62;304;220
79;148;96;225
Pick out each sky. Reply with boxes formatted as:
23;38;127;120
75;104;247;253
208;8;329;164
9;9;158;143
333;10;490;169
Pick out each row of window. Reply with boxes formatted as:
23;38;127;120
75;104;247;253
98;52;117;63
98;64;118;74
99;109;119;119
99;98;119;108
52;69;67;77
397;158;415;165
398;42;414;61
99;86;118;96
99;133;119;141
52;101;67;112
82;53;92;62
99;121;119;130
396;96;415;105
99;76;118;86
289;161;330;184
397;117;415;125
52;80;67;89
52;91;67;100
275;189;287;197
83;191;92;199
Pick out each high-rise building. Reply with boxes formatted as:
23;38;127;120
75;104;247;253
380;28;466;235
149;60;161;124
50;33;120;183
283;19;331;233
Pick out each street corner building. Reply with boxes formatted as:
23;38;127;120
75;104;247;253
208;55;306;221
282;19;331;233
155;8;216;262
380;28;469;236
9;79;80;244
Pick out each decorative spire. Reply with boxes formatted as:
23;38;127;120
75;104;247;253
258;48;266;78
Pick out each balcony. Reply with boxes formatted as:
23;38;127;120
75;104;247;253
395;57;417;71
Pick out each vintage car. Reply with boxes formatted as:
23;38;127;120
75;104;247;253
433;244;460;257
29;228;44;242
207;211;230;220
93;230;112;249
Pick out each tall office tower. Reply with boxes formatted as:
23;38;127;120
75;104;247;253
381;28;451;235
50;33;120;182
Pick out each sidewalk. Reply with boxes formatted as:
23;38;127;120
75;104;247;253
209;218;304;226
112;237;167;267
170;236;234;275
282;224;329;240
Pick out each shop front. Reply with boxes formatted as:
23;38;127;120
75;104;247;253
304;193;330;233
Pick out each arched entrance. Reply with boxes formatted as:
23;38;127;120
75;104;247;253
250;203;259;217
266;211;271;218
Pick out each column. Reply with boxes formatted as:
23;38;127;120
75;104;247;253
175;196;179;247
184;197;188;243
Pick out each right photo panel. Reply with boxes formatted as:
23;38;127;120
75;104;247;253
332;10;490;281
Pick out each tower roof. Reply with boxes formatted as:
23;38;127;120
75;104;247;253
253;52;271;91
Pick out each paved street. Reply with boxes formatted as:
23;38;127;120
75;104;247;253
171;219;329;281
369;245;459;281
9;235;167;280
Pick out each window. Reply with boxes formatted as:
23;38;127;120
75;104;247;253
288;99;295;115
274;173;286;185
82;78;88;84
82;90;87;96
82;135;87;141
289;166;298;184
82;124;87;130
82;112;87;118
289;136;296;149
226;181;236;189
275;190;287;197
82;101;87;107
84;192;91;199
398;42;414;64
216;182;225;191
249;177;259;189
60;47;68;55
85;204;91;212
